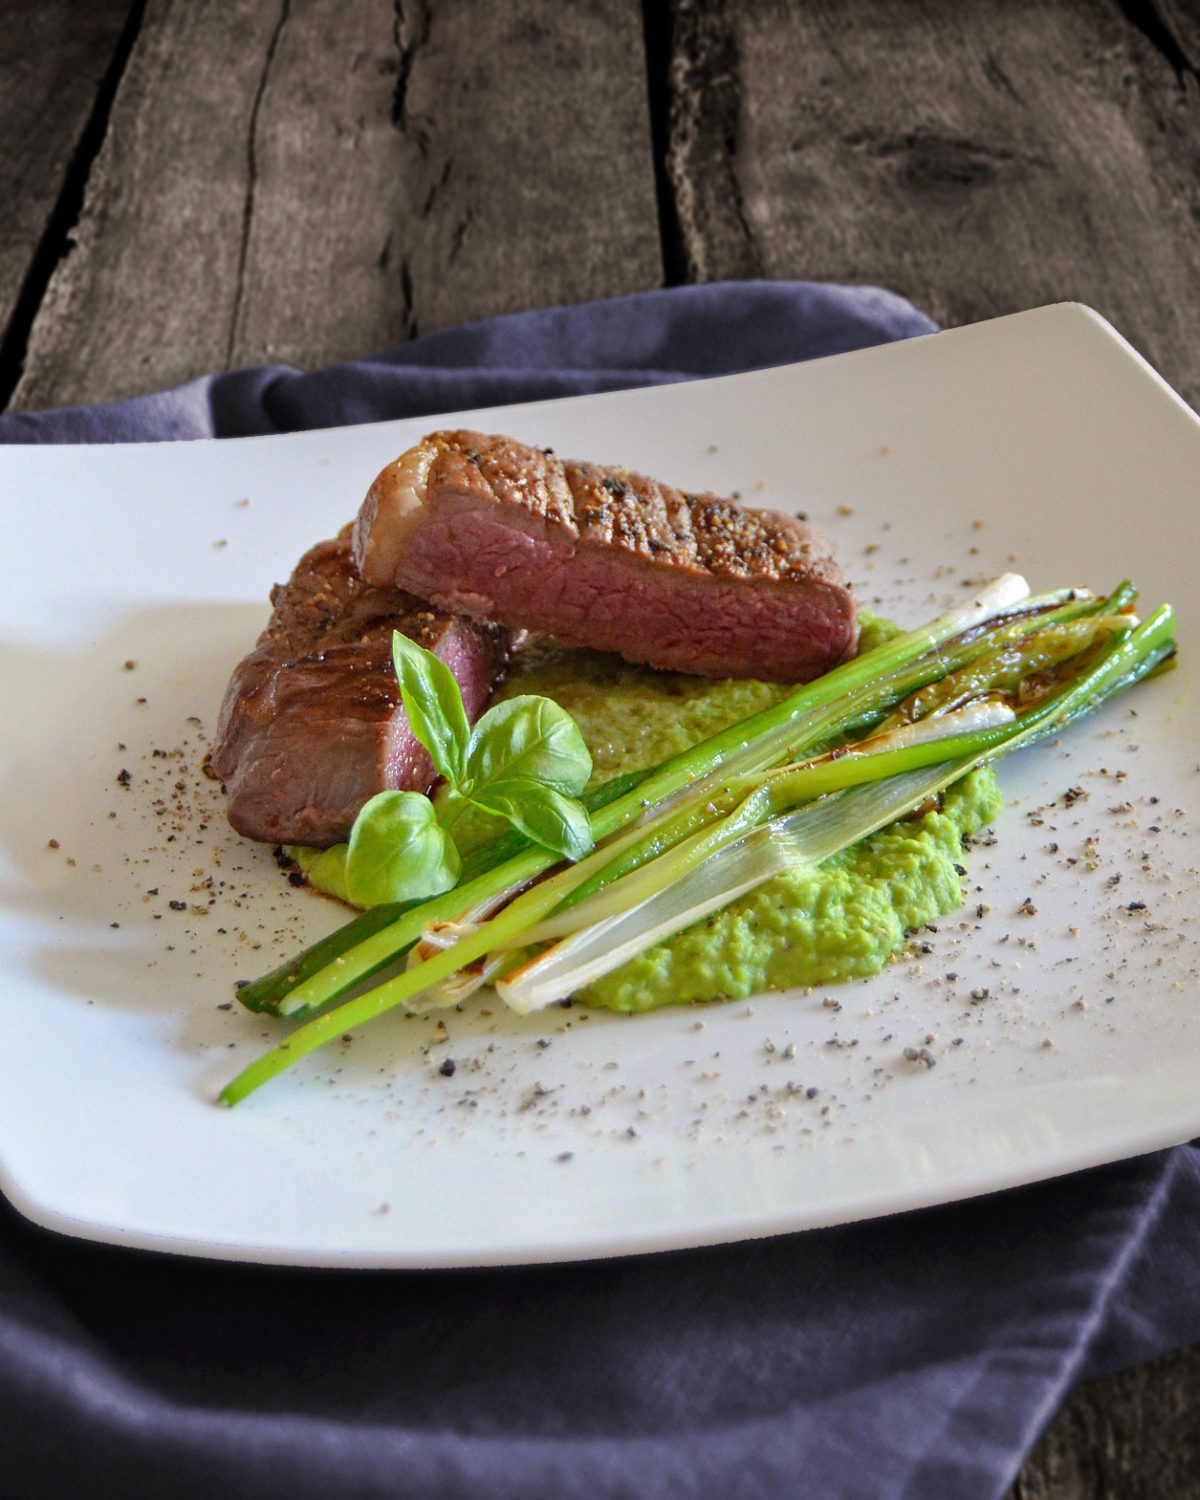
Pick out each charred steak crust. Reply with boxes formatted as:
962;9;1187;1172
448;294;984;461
563;458;841;582
353;430;857;683
211;535;509;847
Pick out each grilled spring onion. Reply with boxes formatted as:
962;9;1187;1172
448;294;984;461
219;578;1171;1105
497;611;1173;1011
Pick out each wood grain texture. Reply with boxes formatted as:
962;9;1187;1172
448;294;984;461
8;0;288;412
1011;1344;1200;1499
0;0;136;386
231;0;663;367
660;0;1200;406
8;0;661;411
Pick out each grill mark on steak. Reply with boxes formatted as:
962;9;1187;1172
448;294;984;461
353;430;857;682
210;534;509;846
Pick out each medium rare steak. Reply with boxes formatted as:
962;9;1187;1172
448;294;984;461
211;534;509;846
353;430;857;682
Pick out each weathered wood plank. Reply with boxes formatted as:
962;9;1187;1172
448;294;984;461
7;0;288;412
661;0;1200;407
9;0;661;412
0;0;136;394
231;0;663;367
1010;1344;1200;1500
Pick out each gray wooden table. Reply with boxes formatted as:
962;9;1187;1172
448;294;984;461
2;1;1198;1492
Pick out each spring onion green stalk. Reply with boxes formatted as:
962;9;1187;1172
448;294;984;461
497;605;1135;933
234;900;414;1015
489;699;1018;952
412;702;1018;972
496;609;1174;1010
219;580;1171;1105
537;604;1169;954
497;764;973;1012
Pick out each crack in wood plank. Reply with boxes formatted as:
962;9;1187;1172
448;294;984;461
9;0;307;411
227;0;292;369
0;0;147;412
392;0;432;148
399;256;417;343
660;0;761;283
640;0;686;284
1113;0;1199;82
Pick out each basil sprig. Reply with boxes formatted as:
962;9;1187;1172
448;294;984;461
343;633;594;907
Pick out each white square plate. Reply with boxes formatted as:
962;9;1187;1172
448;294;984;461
1;303;1196;1266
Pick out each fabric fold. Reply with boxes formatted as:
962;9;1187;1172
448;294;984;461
0;281;936;444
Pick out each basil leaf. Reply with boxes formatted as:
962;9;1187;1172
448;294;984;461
472;779;594;862
465;695;592;799
290;842;353;906
345;790;461;908
391;631;471;786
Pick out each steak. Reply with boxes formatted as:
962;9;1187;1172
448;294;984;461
210;534;509;846
352;430;857;682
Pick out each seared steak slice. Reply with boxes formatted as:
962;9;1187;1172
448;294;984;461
211;535;509;846
353;430;857;682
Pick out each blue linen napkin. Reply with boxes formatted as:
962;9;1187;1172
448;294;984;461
1;280;1197;1500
